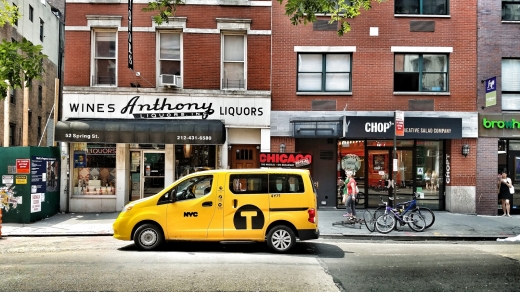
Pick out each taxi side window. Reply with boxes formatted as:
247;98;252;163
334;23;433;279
229;174;268;194
269;174;305;193
173;175;213;202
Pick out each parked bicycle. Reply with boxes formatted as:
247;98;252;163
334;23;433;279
332;209;376;232
373;193;435;229
375;196;426;234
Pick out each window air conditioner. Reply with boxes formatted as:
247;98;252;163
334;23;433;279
160;74;180;87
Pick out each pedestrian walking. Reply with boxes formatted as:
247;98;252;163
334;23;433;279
342;171;357;218
498;171;513;217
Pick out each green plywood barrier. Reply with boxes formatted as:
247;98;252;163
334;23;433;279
0;147;60;223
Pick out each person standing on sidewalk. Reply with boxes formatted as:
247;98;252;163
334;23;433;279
343;171;358;218
498;171;513;217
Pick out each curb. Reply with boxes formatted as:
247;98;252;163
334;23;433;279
1;233;114;237
319;233;511;241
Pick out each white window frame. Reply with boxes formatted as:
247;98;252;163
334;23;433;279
90;29;118;87
156;31;183;88
294;46;356;95
502;58;520;111
221;32;247;90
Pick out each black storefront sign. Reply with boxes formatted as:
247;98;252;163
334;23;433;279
343;116;462;139
55;119;226;144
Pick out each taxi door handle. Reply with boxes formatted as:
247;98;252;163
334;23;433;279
202;201;212;207
233;199;237;208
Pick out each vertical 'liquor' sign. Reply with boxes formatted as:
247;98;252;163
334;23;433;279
128;0;133;69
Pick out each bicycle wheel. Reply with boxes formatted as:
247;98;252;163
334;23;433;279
413;207;435;229
363;210;376;232
375;213;396;234
373;206;386;224
407;212;426;232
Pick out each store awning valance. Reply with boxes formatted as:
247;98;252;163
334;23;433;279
290;116;343;138
55;119;226;144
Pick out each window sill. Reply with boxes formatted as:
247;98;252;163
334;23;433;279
218;0;251;6
502;20;520;23
297;92;352;96
394;14;450;18
393;91;450;96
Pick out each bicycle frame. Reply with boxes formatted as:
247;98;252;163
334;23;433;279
382;196;417;224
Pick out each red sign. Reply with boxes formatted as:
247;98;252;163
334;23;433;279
259;153;313;168
16;159;31;174
395;111;405;137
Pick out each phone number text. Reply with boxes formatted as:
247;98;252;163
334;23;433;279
177;135;213;141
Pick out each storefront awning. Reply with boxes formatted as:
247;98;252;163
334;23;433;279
55;119;226;144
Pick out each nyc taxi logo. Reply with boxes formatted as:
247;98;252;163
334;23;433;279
182;204;265;229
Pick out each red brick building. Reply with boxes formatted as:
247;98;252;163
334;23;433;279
477;0;520;215
60;0;271;212
271;1;479;213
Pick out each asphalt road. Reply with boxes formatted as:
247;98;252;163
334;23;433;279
0;237;519;292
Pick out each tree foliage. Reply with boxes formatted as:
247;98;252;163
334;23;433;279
0;2;47;100
277;0;385;36
142;0;185;25
0;0;21;27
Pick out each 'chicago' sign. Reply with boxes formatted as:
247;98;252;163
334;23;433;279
259;153;313;168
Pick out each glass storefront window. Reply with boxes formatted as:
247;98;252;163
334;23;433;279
415;141;443;209
366;140;414;147
337;140;365;206
72;143;116;196
504;140;520;213
175;145;216;180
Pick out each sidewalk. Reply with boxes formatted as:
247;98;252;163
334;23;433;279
1;209;519;241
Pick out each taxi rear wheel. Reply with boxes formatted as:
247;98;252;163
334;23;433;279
134;223;164;251
266;225;295;253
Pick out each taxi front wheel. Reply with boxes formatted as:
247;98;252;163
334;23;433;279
266;225;295;253
134;223;164;251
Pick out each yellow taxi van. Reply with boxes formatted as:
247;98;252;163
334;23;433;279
113;168;319;253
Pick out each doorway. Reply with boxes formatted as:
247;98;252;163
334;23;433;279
365;148;414;207
229;145;259;169
130;151;165;201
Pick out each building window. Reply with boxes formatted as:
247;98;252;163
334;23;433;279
92;30;117;86
13;3;18;26
503;1;520;21
9;123;16;146
10;87;15;104
394;54;448;92
158;32;181;86
222;34;246;90
297;53;351;92
28;111;32;125
37;116;42;140
29;5;33;22
72;143;117;196
395;0;448;15
502;59;520;110
38;85;43;106
40;18;44;41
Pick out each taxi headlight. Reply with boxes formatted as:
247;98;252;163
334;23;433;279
122;204;134;212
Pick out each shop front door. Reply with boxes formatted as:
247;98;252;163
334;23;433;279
366;148;414;207
366;149;392;206
130;151;165;201
230;145;259;169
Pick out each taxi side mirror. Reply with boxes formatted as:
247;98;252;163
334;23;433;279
169;189;177;203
